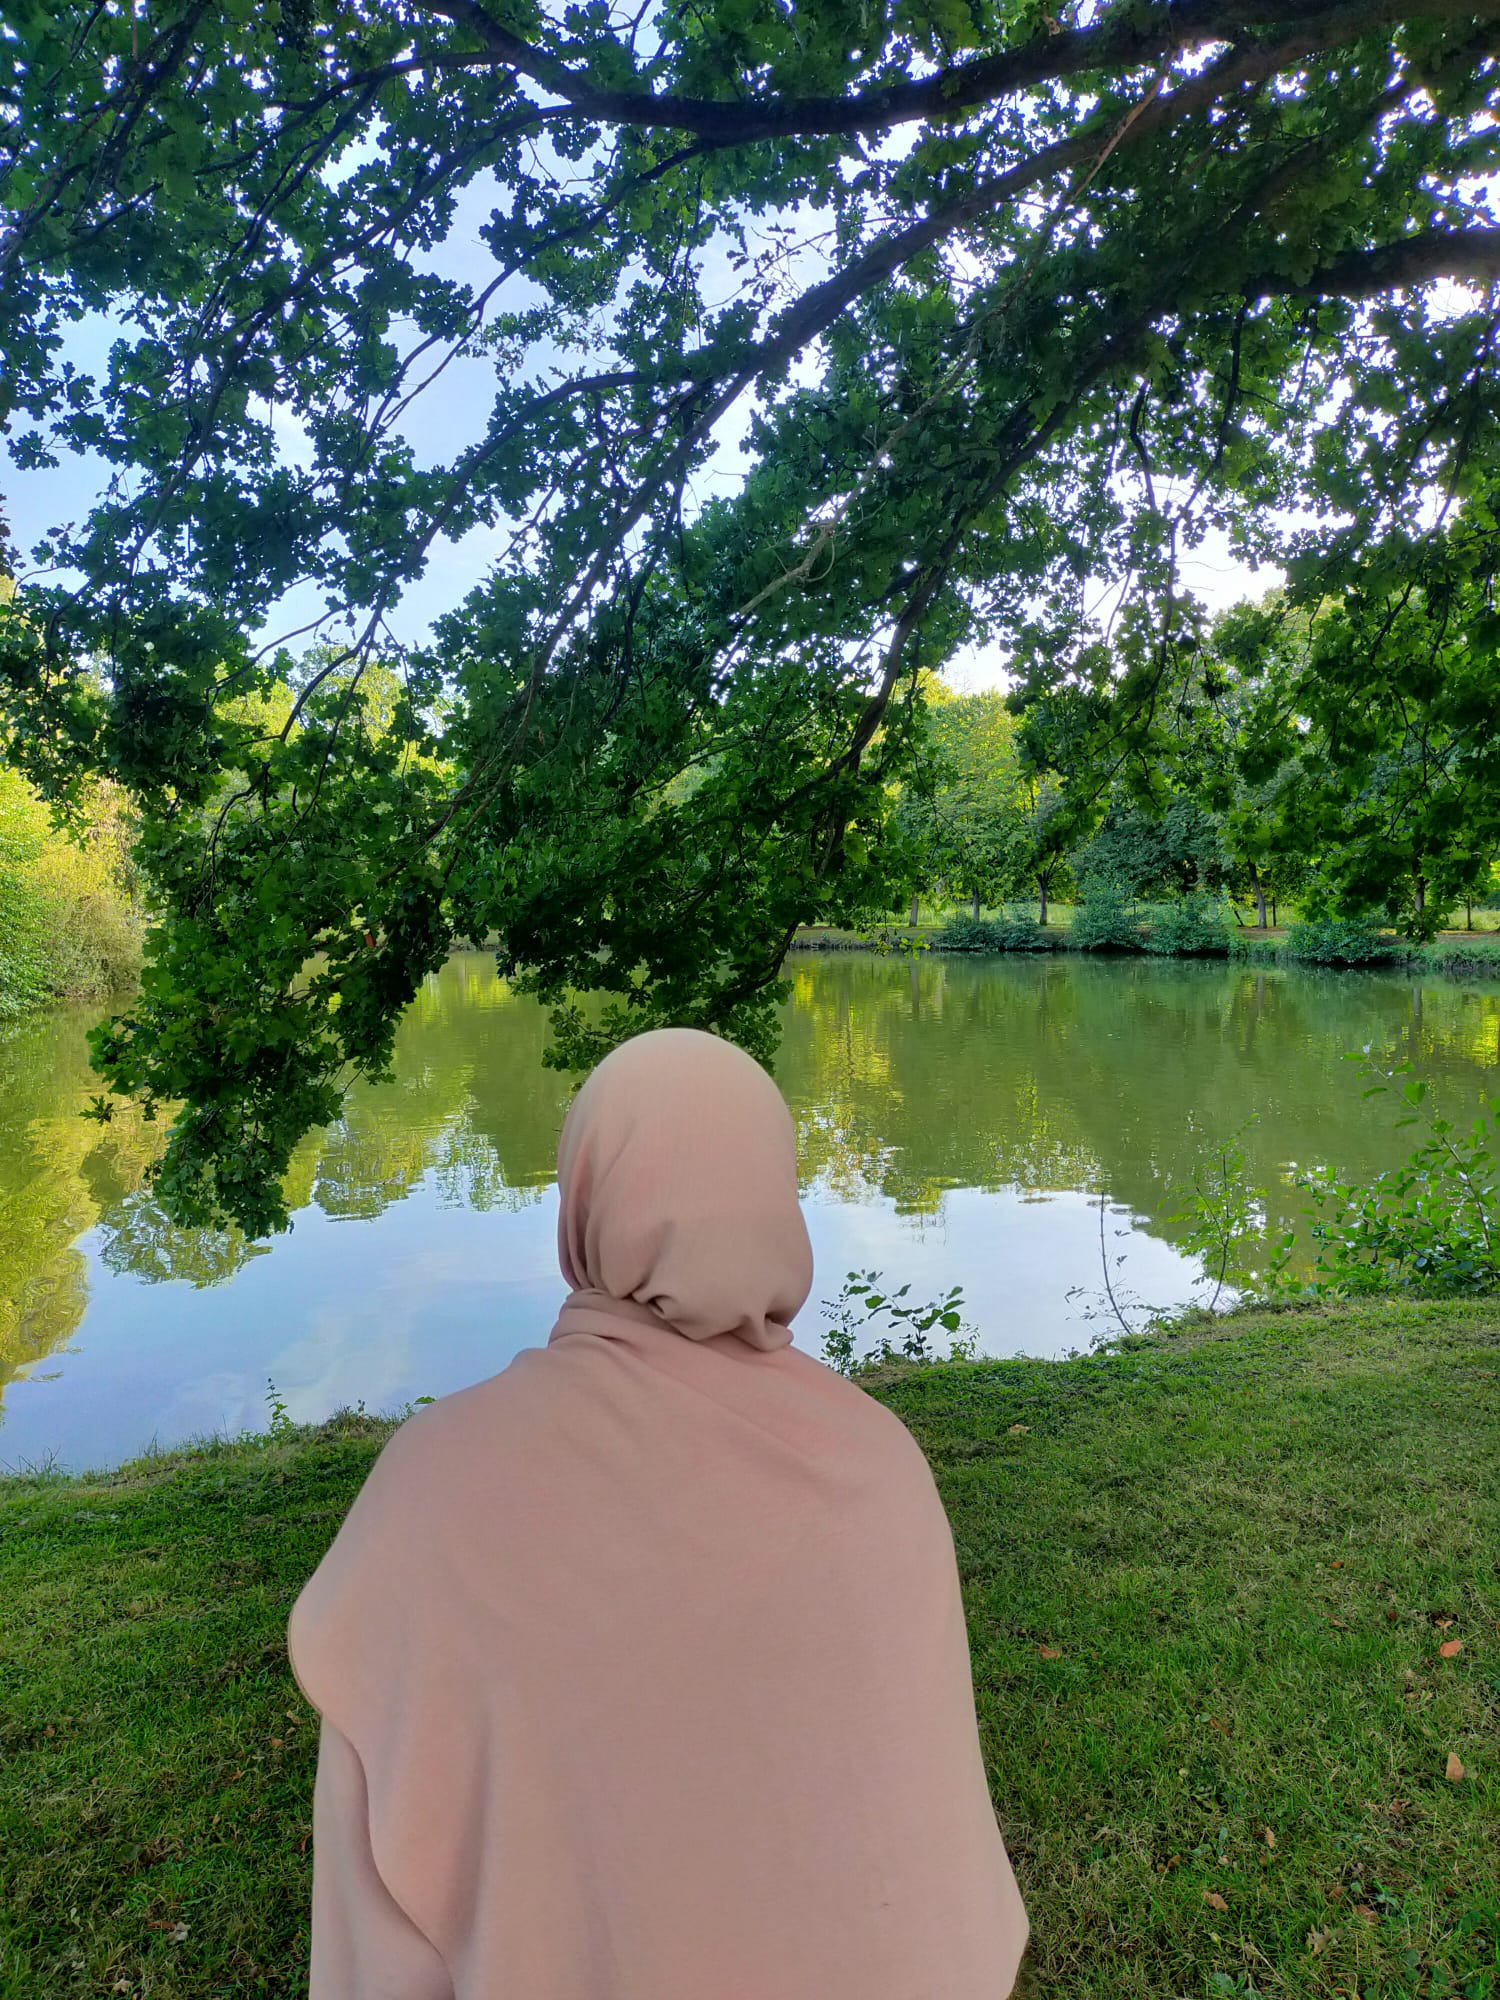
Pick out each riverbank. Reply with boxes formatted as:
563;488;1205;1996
2;1297;1495;1998
794;917;1500;977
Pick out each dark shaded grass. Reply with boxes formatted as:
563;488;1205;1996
2;1302;1496;1997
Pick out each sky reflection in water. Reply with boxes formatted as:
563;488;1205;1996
3;950;1497;1472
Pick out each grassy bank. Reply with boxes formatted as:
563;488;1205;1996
2;1300;1496;1997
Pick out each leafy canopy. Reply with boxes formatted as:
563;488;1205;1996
2;0;1499;1230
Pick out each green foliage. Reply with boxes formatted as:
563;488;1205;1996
933;914;1002;951
1283;917;1400;965
0;769;140;1019
1171;1121;1270;1309
1077;800;1227;904
1173;1053;1500;1303
6;0;1500;1229
985;914;1057;951
934;912;1055;952
1068;881;1143;953
1143;893;1233;957
0;770;53;1019
263;1378;295;1443
1279;1058;1500;1299
819;1269;976;1375
988;916;1056;956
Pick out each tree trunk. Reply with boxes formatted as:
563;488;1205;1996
1249;863;1267;930
1037;875;1048;927
1465;901;1473;931
908;892;920;927
1271;897;1278;928
971;886;981;922
1414;865;1426;925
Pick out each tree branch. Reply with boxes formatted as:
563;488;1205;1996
413;0;1500;143
1249;228;1500;300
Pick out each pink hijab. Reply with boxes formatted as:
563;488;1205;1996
288;1027;1028;2000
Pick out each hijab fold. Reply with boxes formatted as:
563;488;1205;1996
290;1027;1028;1999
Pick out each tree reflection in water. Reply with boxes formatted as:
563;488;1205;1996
3;951;1498;1426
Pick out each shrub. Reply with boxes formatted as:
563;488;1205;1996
1143;893;1233;957
1177;1054;1500;1302
934;913;1058;953
933;914;1001;951
1282;917;1402;966
987;914;1057;951
1282;1059;1500;1298
819;1270;979;1375
1068;881;1143;953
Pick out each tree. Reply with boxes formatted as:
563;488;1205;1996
894;690;1021;919
3;1;1499;1229
1188;516;1500;940
1282;522;1500;939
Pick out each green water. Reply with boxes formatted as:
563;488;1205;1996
2;950;1497;1471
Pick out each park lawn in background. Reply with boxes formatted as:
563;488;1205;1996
1;1300;1496;1998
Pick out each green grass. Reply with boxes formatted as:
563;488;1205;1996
2;1301;1497;1998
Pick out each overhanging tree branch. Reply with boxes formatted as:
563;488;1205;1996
414;0;1500;143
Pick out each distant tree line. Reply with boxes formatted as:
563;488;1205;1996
896;504;1500;943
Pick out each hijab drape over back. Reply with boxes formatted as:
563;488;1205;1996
289;1027;1029;1999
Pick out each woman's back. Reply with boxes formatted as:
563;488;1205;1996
289;1030;1028;1999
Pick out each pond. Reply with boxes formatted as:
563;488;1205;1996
3;950;1498;1473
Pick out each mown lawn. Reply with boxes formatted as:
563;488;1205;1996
1;1300;1496;1998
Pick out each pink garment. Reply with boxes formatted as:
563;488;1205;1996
288;1027;1028;1999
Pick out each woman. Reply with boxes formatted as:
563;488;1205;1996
288;1026;1029;1998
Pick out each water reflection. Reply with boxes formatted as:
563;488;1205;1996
2;951;1497;1470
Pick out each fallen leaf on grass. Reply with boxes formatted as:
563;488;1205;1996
1433;1615;1455;1631
1263;1826;1276;1850
1208;1716;1232;1735
1328;1616;1349;1629
1038;1645;1062;1660
1007;1423;1030;1436
1439;1638;1463;1659
1354;1903;1378;1925
1445;1752;1464;1782
1306;1927;1329;1956
1203;1891;1228;1912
